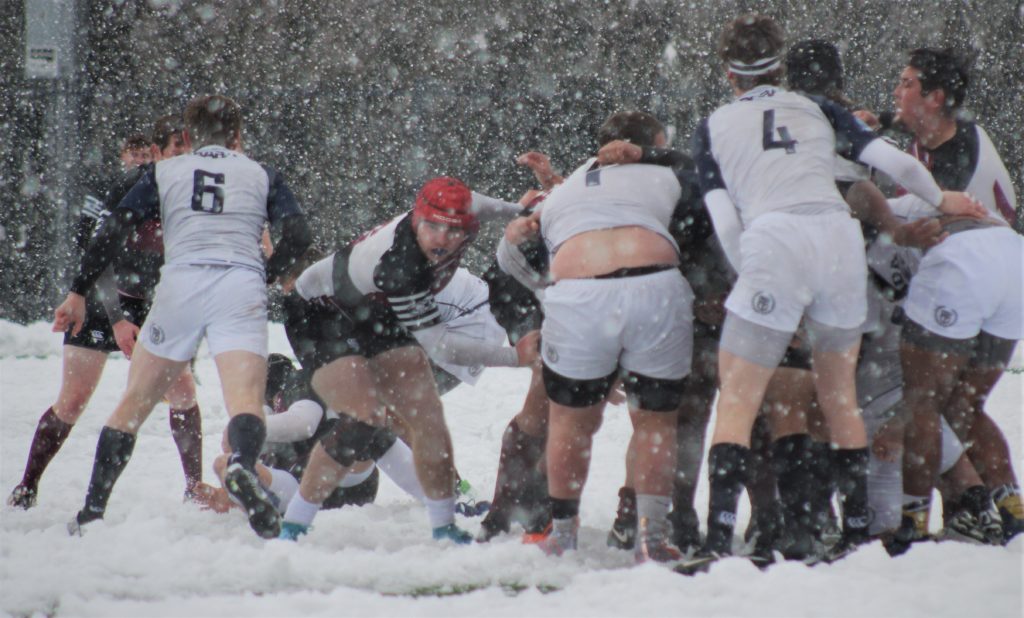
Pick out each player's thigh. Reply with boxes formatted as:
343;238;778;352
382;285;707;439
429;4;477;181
203;267;269;359
211;349;266;416
109;344;189;430
806;215;867;329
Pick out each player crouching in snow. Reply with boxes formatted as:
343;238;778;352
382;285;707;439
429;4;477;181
275;177;537;543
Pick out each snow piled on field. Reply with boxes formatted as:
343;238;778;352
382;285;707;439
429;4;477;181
1;320;1021;617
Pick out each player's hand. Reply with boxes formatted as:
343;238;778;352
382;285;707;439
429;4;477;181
854;109;880;130
597;140;643;167
517;188;545;208
516;152;562;190
112;319;140;358
52;293;87;336
892;217;947;249
514;330;541;366
505;210;541;245
938;191;986;218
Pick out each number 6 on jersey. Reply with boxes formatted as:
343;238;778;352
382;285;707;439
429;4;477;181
192;169;225;213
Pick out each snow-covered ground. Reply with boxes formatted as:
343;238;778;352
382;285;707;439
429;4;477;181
1;320;1021;617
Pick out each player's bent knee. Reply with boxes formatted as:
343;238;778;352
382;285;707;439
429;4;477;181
542;364;615;408
319;415;396;467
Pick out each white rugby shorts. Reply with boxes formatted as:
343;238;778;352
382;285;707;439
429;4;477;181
904;226;1023;340
540;268;693;381
727;211;867;333
139;264;268;361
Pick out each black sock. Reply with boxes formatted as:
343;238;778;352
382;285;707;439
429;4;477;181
808;440;835;533
550;497;580;520
706;443;750;554
21;407;74;491
833;447;870;539
80;427;137;522
772;434;815;532
614;486;637;527
226;413;266;471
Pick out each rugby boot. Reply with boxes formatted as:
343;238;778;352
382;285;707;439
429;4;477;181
7;484;37;510
668;506;702;555
942;509;1003;545
224;463;281;539
432;523;473;544
635;516;683;564
994;489;1024;544
476;511;510;542
278;521;309;541
538;517;578;556
606;487;637;550
522;521;552;545
67;506;104;536
883;509;931;557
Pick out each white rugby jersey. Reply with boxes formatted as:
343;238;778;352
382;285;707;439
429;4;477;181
119;145;302;272
539;158;682;255
694;85;878;226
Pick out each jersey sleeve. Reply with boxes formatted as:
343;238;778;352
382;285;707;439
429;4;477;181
115;166;161;219
692;118;727;196
813;96;878;161
264;167;304;224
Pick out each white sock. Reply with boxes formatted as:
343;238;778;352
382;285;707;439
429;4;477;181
283;492;320;527
339;464;374;488
267;467;299;512
636;494;671;522
424;496;456;529
376;440;426;502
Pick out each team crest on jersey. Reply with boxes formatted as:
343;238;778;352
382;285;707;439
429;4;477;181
150;324;165;344
934;306;958;328
545;343;559;363
751;291;775;315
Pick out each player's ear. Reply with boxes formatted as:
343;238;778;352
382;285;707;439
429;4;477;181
181;129;194;150
925;88;947;112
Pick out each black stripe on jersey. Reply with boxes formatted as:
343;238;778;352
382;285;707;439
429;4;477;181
692;118;727;195
811;95;877;162
387;289;442;330
82;195;107;220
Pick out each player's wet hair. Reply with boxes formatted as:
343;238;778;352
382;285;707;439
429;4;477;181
265;353;296;405
120;133;151;153
184;94;243;147
151;114;185;151
597;111;664;148
718;13;785;90
786;39;855;108
907;48;969;114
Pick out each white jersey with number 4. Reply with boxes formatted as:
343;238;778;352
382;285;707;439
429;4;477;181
694;85;878;227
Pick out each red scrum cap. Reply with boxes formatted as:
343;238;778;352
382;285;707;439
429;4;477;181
412;177;478;234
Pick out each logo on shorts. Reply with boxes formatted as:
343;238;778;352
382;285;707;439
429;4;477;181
90;330;105;343
934;306;958;328
544;343;559;363
751;291;775;315
150;324;165;344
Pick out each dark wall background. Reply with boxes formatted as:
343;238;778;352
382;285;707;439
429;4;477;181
2;0;1022;322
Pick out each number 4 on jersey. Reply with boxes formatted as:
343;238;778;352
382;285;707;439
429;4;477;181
192;170;225;213
763;110;797;154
